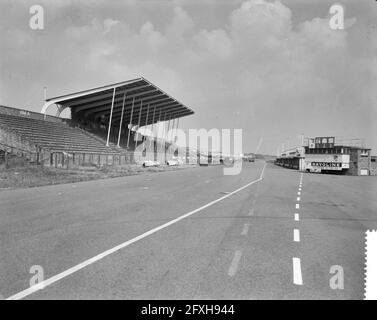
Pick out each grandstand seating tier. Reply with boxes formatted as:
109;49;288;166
0;113;124;154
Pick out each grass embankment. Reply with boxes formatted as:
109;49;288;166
0;163;192;190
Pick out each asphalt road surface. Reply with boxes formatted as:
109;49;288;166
1;160;376;300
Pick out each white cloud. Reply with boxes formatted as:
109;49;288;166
0;0;375;153
193;29;233;60
103;18;120;34
165;6;194;42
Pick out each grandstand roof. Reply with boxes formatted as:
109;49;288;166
42;77;194;126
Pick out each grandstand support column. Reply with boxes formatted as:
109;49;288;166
117;90;127;148
170;118;175;143
156;110;162;161
157;109;161;143
136;100;143;146
126;97;135;149
165;115;171;162
41;102;63;119
106;87;116;147
175;118;180;143
166;116;170;142
149;105;156;150
41;101;63;118
160;112;166;152
55;104;65;117
144;104;150;140
169;116;173;142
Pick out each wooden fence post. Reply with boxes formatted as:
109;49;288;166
5;150;9;169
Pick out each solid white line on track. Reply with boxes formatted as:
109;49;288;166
228;250;243;277
241;224;250;236
293;229;300;242
294;213;299;221
6;163;267;300
293;257;303;285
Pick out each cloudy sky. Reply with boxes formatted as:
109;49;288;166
0;0;376;154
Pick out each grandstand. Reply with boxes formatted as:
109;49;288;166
0;77;194;168
0;111;119;153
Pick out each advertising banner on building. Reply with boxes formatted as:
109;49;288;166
305;154;350;171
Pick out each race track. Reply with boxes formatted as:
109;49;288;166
1;161;376;299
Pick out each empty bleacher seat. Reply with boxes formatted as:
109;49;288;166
0;113;121;154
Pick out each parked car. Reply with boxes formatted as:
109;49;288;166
166;159;179;166
142;160;160;167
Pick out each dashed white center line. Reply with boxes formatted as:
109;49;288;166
293;257;303;285
228;250;243;277
241;224;250;236
293;229;300;242
292;175;304;285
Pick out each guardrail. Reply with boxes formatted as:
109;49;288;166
0;141;136;169
0;142;38;168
